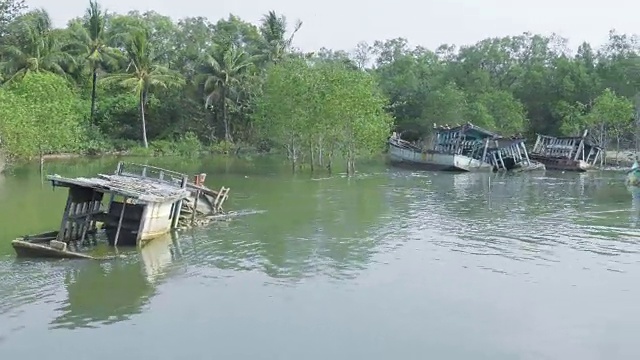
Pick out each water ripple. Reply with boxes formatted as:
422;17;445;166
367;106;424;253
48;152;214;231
1;167;638;338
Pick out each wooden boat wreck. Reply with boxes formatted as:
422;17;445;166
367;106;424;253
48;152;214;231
388;123;544;172
485;137;545;172
12;162;230;259
529;131;602;171
388;123;496;172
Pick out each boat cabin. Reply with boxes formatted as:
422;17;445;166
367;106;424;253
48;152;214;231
530;131;602;171
432;123;499;156
47;162;190;247
485;138;534;171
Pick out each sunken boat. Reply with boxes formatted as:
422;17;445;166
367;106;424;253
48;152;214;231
484;137;545;172
388;123;497;172
529;130;602;171
388;123;544;172
12;162;230;259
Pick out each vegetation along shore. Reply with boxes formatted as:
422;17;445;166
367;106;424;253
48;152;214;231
1;0;640;173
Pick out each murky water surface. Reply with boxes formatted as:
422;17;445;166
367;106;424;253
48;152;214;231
0;157;638;359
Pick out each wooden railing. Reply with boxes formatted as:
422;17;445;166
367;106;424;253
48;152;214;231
116;162;189;189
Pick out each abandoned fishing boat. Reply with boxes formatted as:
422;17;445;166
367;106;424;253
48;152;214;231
388;123;497;172
12;231;98;259
485;137;546;172
388;123;545;172
12;162;230;259
529;131;602;171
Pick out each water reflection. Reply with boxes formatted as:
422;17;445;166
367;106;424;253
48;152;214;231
140;233;182;282
174;174;392;283
49;233;180;329
387;170;640;272
629;186;640;227
6;157;640;359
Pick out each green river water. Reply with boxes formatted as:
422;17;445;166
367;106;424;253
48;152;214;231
0;156;639;359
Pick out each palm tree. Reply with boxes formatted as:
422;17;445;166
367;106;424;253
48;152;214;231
101;28;184;148
0;9;74;83
258;11;302;63
199;42;256;142
67;0;117;124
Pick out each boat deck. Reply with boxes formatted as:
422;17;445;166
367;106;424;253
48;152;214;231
48;173;189;204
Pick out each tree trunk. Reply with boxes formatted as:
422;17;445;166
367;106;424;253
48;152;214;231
616;133;620;164
346;146;355;176
221;87;232;143
140;91;148;148
309;144;315;173
90;68;98;125
318;136;323;166
288;135;296;173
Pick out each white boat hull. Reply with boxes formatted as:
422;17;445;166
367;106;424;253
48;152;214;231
388;143;493;172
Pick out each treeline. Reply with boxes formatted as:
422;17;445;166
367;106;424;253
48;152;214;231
375;35;638;151
1;0;640;171
0;0;391;173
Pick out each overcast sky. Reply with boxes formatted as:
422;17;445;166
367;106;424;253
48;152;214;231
25;0;639;53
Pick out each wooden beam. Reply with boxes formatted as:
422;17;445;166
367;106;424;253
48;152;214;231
56;192;73;242
79;191;99;243
191;190;200;224
113;198;127;247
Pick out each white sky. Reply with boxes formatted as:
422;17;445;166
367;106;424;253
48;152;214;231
25;0;639;53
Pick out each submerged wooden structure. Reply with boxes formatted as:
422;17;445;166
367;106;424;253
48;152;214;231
12;162;230;259
388;123;496;172
388;123;544;172
529;131;602;171
485;137;545;172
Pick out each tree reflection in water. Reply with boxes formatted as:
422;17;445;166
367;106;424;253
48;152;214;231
177;171;394;283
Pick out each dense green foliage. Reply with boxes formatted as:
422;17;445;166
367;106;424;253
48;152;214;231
1;0;640;170
372;36;637;148
255;59;392;173
0;72;86;157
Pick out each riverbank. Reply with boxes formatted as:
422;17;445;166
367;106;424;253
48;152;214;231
0;139;265;173
605;150;637;167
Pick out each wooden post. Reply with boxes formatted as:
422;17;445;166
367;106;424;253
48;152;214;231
136;205;149;246
171;175;188;229
497;150;506;170
89;196;101;233
574;139;584;161
113;197;127;247
521;142;531;165
532;135;541;154
80;191;98;243
481;138;489;163
568;139;575;158
191;190;200;224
